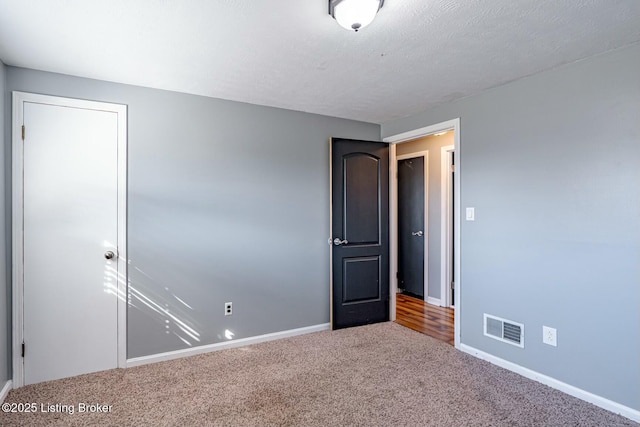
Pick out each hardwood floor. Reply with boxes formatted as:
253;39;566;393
395;293;454;345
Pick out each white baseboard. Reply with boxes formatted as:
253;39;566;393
127;323;330;368
0;380;12;403
426;297;441;306
459;344;640;423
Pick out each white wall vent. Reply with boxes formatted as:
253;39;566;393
484;314;524;348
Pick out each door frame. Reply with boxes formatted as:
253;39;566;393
396;151;429;300
384;118;461;349
11;91;128;387
440;145;455;308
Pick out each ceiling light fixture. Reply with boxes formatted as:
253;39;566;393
329;0;384;32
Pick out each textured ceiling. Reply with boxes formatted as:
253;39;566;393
0;0;639;124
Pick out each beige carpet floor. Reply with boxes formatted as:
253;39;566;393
1;322;637;426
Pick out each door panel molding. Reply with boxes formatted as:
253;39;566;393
343;153;382;245
342;256;382;304
12;91;128;387
384;118;461;349
397;151;429;300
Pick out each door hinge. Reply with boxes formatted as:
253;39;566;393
451;164;455;173
451;281;455;290
21;125;25;141
21;342;25;358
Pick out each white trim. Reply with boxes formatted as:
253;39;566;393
0;380;12;403
460;344;640;423
440;145;454;307
116;101;128;368
453;123;460;349
384;120;459;145
11;92;24;388
127;323;331;367
426;297;441;306
396;150;429;300
384;118;461;349
389;144;397;321
12;91;128;387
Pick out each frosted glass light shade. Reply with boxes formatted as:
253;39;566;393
329;0;384;32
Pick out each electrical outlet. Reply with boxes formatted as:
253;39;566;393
224;302;232;316
542;326;557;346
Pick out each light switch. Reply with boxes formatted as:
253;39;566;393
466;207;475;221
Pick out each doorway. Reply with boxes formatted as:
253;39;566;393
12;92;128;386
385;119;461;348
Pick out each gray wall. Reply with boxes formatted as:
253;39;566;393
397;133;454;300
5;67;380;359
383;43;640;410
0;61;7;385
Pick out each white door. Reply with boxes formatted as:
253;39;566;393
18;94;126;385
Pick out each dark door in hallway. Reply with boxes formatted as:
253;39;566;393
331;138;389;329
397;156;425;299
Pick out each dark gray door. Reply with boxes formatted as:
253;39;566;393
398;156;425;299
331;138;389;329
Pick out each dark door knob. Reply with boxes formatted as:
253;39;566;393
104;251;115;260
